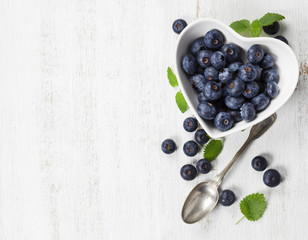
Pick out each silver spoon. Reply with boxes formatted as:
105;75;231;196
181;113;277;224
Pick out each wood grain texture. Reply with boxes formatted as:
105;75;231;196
0;0;307;239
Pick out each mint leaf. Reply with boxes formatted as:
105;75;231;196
251;19;262;37
230;20;250;33
167;67;178;87
236;193;266;224
259;13;285;27
203;139;223;161
175;91;188;113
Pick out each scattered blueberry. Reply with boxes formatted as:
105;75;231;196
240;102;256;122
247;45;264;64
214;112;234;131
196;158;212;174
226;78;245;97
204;66;219;81
243;81;260;99
194;129;209;145
238;64;257;82
219;190;236;206
263;169;281;187
203;81;222;101
218;68;233;83
180;164;197;181
263;21;280;35
275;35;288;45
221;43;241;63
197;102;217;120
190;74;207;92
210;51;227;70
183;141;199;157
228;109;242;122
259;53;275;69
266;81;279;99
182;54;197;75
251;93;270;111
225;95;245;110
190;37;207;56
204;29;225;50
197;50;212;68
262;68;279;83
183;117;198;132
228;61;243;73
172;19;187;34
251;156;267;171
161;139;176;154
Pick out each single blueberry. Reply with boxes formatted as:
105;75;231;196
262;68;279;83
226;78;245;97
180;164;197;181
251;156;267;171
219;190;236;206
190;74;207;92
243;81;260;99
203;81;222;101
196;158;212;174
161;139;176;154
247;45;264;64
259;53;275;69
194;129;209;145
238;64;258;82
263;169;281;187
183;117;198;132
183;140;198;157
221;43;241;62
228;109;243;122
240;102;256;122
182;54;197;75
198;91;208;103
218;68;233;84
263;21;280;35
266;81;279;99
204;66;219;81
210;51;227;70
197;50;212;68
254;64;262;80
251;93;270;111
197;102;217;120
228;61;243;74
172;19;187;34
190;37;207;56
275;35;288;45
214;112;234;131
204;29;225;50
225;95;245;110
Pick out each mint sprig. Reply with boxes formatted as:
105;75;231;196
167;67;178;87
229;19;250;34
259;13;285;26
175;91;188;113
203;139;223;161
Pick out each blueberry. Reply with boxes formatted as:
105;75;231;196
210;51;227;70
194;129;209;145
214;112;234;131
226;78;245;97
180;164;197;181
228;109;242;122
240;102;256;122
225;95;245;110
257;81;267;94
275;35;288;45
197;66;205;74
183;117;198;132
263;169;281;187
203;81;222;101
198;92;208;103
172;19;187;34
243;81;260;99
182;54;197;75
238;64;258;82
259;53;275;69
197;102;217;120
204;29;225;50
262;68;279;83
204;66;219;81
183;141;198;157
196;159;212;174
219;190;236;206
218;68;233;84
247;45;264;64
251;156;267;171
221;43;241;62
161;139;176;154
190;74;207;92
266;81;279;99
263;21;280;35
251;93;270;111
190;37;207;56
254;64;262;80
228;61;243;74
197;50;212;68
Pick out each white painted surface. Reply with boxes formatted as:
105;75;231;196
0;0;307;239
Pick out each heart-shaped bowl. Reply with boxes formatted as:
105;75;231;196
175;18;299;138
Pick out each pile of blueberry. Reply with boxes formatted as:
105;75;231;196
181;29;280;131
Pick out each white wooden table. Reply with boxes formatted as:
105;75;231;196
0;0;307;239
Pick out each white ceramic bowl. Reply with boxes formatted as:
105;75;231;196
175;18;299;138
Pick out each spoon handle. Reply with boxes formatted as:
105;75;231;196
210;113;277;187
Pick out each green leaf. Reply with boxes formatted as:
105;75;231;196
167;67;178;87
175;91;188;113
237;193;266;223
203;139;223;161
230;19;250;33
259;13;285;27
250;19;262;37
